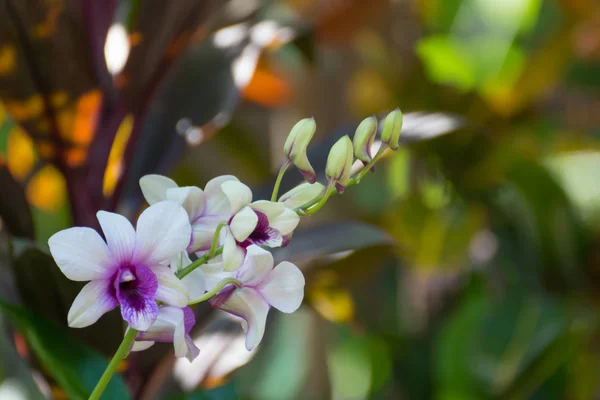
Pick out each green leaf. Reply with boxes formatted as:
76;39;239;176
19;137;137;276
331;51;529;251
0;300;131;400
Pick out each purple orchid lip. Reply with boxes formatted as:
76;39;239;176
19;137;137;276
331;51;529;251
238;211;282;248
113;264;159;330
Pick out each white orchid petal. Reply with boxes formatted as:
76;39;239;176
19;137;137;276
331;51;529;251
221;181;252;215
229;206;258;242
153;266;189;307
67;279;117;328
166;186;206;222
140;175;178;204
170;251;192;273
189;215;224;252
219;287;270;351
267;206;299;236
134;201;192;266
48;227;113;281
223;231;245;271
181;268;207;300
258;261;305;313
136;308;176;341
172;311;188;358
97;211;136;265
248;200;283;221
132;341;155;352
199;258;235;292
184;336;200;362
236;245;273;286
204;175;239;216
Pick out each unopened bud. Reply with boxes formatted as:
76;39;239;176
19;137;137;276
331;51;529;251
279;182;325;209
283;118;316;183
326;135;353;192
381;108;403;150
353;116;378;165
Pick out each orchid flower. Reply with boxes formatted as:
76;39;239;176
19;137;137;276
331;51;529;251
209;245;305;350
140;174;239;253
131;306;200;362
48;201;190;331
219;181;300;271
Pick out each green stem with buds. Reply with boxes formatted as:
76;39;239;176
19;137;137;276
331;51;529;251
271;161;291;202
296;144;389;216
188;277;242;305
302;182;335;215
88;328;138;400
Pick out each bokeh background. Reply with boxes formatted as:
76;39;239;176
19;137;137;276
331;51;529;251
1;0;600;399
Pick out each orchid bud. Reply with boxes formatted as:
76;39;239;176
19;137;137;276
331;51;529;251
283;118;316;183
279;182;326;209
380;108;403;150
353;116;378;165
326;135;353;192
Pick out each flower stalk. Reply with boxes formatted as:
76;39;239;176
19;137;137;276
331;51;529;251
188;277;242;305
88;327;138;400
271;161;291;201
176;246;223;279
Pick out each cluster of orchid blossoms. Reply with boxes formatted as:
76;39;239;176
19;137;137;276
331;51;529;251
47;108;402;397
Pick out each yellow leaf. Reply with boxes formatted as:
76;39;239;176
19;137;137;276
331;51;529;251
103;115;133;196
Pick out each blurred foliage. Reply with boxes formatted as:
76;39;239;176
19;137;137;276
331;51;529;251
1;0;600;399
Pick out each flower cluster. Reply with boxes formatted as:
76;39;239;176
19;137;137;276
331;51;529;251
48;109;403;364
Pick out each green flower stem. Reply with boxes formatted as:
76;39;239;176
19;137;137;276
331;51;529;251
302;182;335;215
188;277;242;305
296;144;389;216
271;161;291;202
88;327;138;400
176;246;223;279
355;143;388;182
208;222;226;258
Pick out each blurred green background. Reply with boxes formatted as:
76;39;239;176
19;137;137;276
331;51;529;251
2;0;600;399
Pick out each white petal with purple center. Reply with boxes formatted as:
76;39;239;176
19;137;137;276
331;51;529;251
48;227;114;281
115;265;159;331
250;201;299;236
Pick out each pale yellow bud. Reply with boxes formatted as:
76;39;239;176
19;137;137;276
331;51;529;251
380;108;403;150
326;135;353;192
353;116;378;165
283;118;316;183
